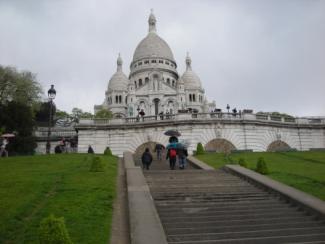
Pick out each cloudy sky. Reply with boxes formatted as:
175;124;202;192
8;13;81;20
0;0;324;116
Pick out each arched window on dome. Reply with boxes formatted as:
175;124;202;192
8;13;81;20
151;60;157;63
115;96;118;104
138;62;142;65
193;94;196;102
144;60;149;64
189;94;192;102
172;80;175;87
167;78;170;85
139;79;143;86
134;81;137;88
145;77;149;84
159;60;163;64
119;95;122;104
165;61;170;65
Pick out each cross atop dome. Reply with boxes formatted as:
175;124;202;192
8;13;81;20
186;52;192;71
117;53;123;71
148;9;157;33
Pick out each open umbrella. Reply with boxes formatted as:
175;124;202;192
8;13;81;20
164;130;181;137
1;133;15;138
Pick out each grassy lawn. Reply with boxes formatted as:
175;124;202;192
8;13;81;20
0;154;118;244
196;151;325;201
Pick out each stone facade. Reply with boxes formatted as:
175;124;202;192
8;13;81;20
95;10;215;118
77;114;325;157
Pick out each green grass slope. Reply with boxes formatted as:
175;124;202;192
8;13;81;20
196;151;325;200
0;154;118;244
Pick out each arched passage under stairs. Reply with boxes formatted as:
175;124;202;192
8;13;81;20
205;138;236;154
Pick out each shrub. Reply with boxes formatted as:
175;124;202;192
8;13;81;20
39;214;73;244
256;157;269;174
90;156;105;172
196;143;205;155
104;147;112;156
238;158;247;168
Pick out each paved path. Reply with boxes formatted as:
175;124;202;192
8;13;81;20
143;164;325;243
110;158;130;244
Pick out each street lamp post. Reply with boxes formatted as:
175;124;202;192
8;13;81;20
137;106;140;116
136;106;140;121
46;85;56;154
226;104;230;114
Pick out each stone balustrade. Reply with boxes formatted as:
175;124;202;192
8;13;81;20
78;113;325;126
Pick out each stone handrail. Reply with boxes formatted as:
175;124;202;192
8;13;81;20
78;113;325;126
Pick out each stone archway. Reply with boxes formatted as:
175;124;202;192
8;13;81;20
133;141;165;166
267;140;291;152
205;139;236;153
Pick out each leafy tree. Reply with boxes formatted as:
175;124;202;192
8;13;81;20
95;109;113;119
71;107;93;122
56;109;70;119
0;101;36;155
256;111;294;118
71;107;83;119
80;112;93;118
0;65;43;106
35;102;56;126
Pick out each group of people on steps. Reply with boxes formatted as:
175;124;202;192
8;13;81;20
141;137;188;170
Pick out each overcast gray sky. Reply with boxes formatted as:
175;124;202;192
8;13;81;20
0;0;324;116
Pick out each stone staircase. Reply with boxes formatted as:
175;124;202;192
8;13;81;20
144;168;325;243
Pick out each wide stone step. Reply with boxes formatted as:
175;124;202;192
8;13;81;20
143;167;325;243
155;198;280;207
155;196;275;205
163;215;319;229
161;210;310;223
151;189;263;194
168;233;325;244
166;226;325;242
158;205;298;218
157;201;289;213
165;220;324;235
152;192;269;201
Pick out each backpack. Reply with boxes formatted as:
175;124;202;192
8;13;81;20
169;148;177;158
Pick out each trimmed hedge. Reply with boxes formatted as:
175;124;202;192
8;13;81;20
256;157;269;175
104;147;112;156
238;158;247;168
39;214;72;244
90;156;105;172
196;143;205;155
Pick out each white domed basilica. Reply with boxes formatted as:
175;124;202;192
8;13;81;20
95;10;216;118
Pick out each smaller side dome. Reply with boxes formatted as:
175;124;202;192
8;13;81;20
181;53;202;89
107;53;129;91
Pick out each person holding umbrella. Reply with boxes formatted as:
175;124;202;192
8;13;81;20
166;144;177;170
165;130;181;170
0;138;8;157
0;133;15;157
178;140;189;169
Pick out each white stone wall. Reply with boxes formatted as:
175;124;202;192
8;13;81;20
78;122;325;157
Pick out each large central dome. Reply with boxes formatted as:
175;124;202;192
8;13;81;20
132;10;175;63
132;32;175;62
